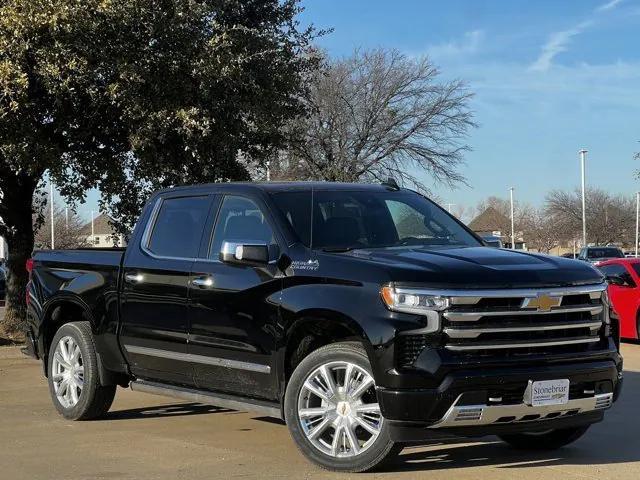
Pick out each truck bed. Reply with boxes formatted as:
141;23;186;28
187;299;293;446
33;248;126;268
27;248;127;373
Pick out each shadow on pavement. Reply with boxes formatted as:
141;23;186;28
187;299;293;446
103;402;232;421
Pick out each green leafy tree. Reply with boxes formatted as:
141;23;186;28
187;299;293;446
0;0;318;335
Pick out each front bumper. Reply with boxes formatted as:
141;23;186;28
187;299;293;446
378;359;621;441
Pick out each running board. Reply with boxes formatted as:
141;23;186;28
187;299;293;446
130;379;282;419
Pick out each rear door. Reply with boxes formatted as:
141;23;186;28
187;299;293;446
187;194;283;400
119;193;214;386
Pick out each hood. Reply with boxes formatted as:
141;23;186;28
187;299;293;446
341;246;604;288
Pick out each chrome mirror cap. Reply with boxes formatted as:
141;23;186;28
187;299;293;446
220;240;270;266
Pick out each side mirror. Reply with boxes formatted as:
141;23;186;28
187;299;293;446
220;240;270;267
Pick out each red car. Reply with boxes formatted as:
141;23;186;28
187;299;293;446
597;258;640;339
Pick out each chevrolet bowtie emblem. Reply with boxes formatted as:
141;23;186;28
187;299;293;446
522;294;562;312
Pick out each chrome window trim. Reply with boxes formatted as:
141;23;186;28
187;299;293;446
124;345;271;374
139;193;285;265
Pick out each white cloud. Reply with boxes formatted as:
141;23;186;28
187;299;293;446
596;0;623;12
530;20;593;72
428;30;484;60
530;0;624;72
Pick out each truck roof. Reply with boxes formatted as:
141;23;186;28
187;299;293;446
154;181;400;195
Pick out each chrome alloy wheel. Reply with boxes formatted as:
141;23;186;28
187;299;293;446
297;361;383;458
52;336;84;408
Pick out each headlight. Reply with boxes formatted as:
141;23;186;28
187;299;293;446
380;286;449;314
380;286;447;333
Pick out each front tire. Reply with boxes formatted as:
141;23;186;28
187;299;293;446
284;342;401;472
499;426;590;450
47;322;116;420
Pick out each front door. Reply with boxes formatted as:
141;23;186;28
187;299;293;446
188;194;283;400
601;262;640;339
119;194;214;386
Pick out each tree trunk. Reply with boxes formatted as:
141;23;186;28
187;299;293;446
0;174;37;340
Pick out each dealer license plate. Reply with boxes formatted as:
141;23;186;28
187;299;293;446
524;379;570;407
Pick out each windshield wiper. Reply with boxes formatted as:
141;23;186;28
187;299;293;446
320;247;356;253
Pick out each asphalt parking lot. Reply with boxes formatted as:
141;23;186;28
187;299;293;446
0;318;638;479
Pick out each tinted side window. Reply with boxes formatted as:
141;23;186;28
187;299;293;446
209;196;276;258
599;264;636;287
270;191;312;246
146;196;211;258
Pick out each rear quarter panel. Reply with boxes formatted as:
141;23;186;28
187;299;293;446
28;249;126;372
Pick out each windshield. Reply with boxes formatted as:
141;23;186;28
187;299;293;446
587;248;624;259
270;189;481;250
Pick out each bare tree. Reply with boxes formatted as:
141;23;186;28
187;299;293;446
276;49;476;190
34;206;89;250
450;204;473;223
546;188;635;246
473;196;528;234
520;208;564;253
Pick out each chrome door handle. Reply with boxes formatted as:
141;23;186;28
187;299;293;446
192;276;214;288
124;273;144;284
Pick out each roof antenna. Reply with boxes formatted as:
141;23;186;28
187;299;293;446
382;177;400;190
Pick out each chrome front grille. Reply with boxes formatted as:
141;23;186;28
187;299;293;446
442;284;607;355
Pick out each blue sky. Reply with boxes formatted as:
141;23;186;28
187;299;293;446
68;0;640;220
299;0;640;212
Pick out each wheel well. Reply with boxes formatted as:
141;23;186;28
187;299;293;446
42;302;90;374
284;316;364;382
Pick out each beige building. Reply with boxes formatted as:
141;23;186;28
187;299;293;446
80;214;125;248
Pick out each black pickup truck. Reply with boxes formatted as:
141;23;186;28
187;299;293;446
24;182;622;472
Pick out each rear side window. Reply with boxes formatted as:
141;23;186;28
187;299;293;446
146;196;211;258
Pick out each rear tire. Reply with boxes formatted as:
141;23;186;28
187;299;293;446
499;426;590;450
284;341;402;473
47;322;116;420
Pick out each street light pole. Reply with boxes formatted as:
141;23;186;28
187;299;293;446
50;182;55;250
635;192;639;258
510;187;515;250
579;149;588;247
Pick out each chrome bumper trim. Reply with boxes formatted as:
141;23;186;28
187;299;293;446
430;393;614;428
444;320;603;339
444;337;600;351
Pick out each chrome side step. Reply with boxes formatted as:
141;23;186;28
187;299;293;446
430;393;613;429
130;379;282;419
